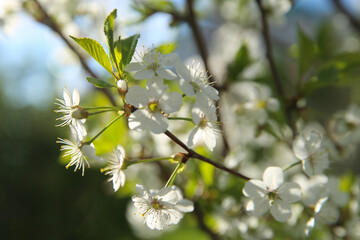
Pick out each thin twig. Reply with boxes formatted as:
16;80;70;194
332;0;360;34
254;0;296;136
193;203;221;240
30;0;117;106
164;130;250;181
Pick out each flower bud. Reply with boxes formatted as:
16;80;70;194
171;152;187;163
117;79;128;98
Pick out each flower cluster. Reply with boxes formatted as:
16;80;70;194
52;8;360;238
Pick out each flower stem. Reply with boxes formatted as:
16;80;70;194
126;157;172;167
168;117;193;122
165;163;183;188
87;109;118;116
83;106;120;111
83;114;123;145
283;160;301;172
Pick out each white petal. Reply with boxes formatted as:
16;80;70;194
263;167;283;191
158;187;178;204
146;211;162;230
180;79;195;96
293;136;308;160
116;145;126;160
176;199;194;212
134;69;155;80
191;104;202;125
135;184;150;198
278;182;302;203
146;76;163;88
308;131;322;153
160;52;180;66
128;111;144;131
201;85;219;101
245;198;270;216
163;208;183;225
63;88;72;106
156;68;177;80
148;112;168;134
146;81;166;100
204;127;216;151
270;200;291;222
113;170;126;191
302;159;314;176
112;173;121;192
125;86;148;107
159;92;182;113
82;144;97;160
124;62;146;72
243;180;268;198
187;127;201;147
175;61;191;81
72;89;80;106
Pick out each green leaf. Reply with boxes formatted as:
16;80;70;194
104;9;119;72
116;34;140;70
70;36;113;74
227;44;251;82
298;26;317;76
87;77;116;88
158;42;177;54
316;22;336;60
303;65;338;93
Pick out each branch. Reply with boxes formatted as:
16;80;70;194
193;203;221;240
254;0;296;136
332;0;360;34
29;0;117;106
164;130;250;181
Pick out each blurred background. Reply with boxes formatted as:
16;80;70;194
1;0;360;239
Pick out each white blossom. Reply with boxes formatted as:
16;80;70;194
243;167;302;222
55;87;87;139
101;145;126;192
175;61;219;101
125;48;179;80
234;82;279;124
56;131;99;176
132;184;194;230
126;82;182;134
187;97;219;151
293;130;329;176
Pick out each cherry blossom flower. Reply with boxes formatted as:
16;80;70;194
125;48;178;80
187;97;219;151
101;145;126;192
55;87;87;139
132;184;194;230
56;132;100;176
175;61;219;101
234;82;279;124
243;167;302;222
293;130;329;176
125;82;182;134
